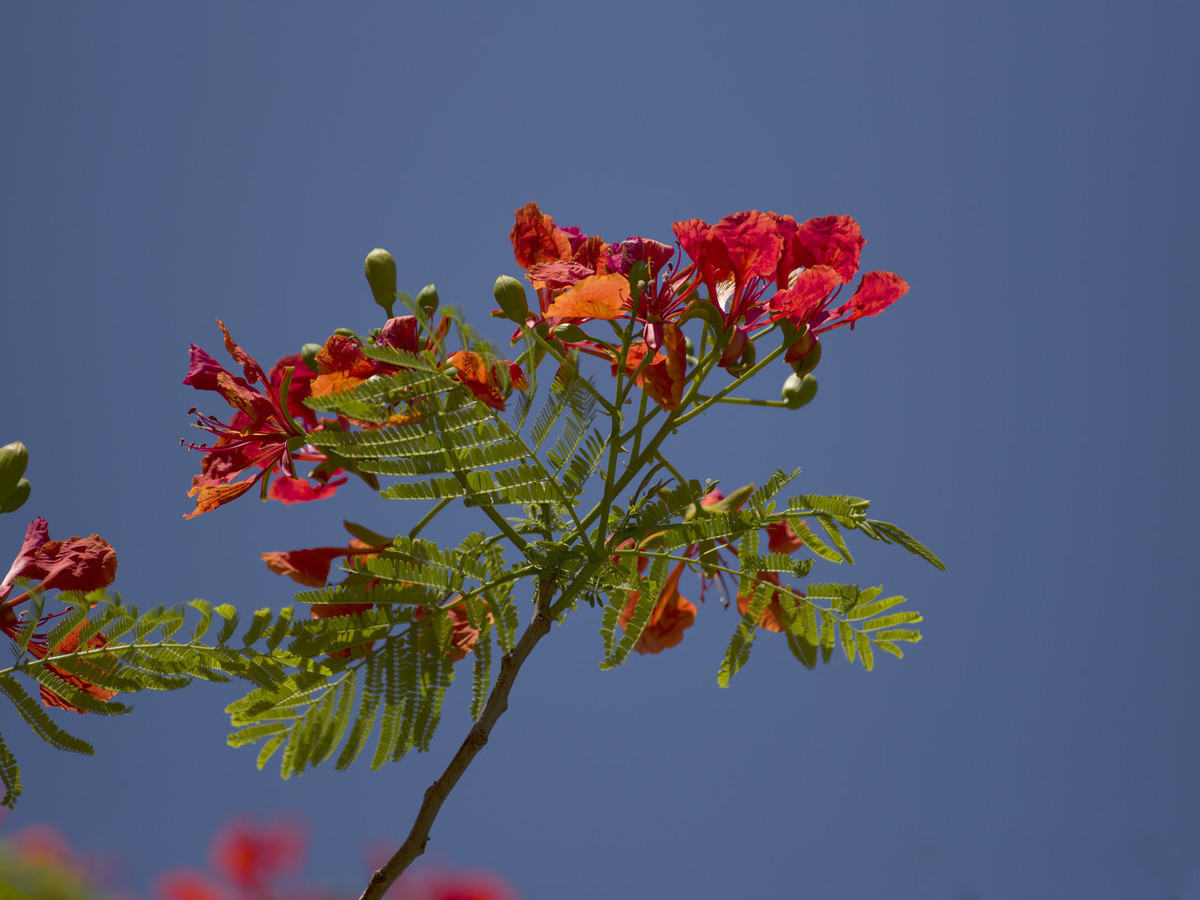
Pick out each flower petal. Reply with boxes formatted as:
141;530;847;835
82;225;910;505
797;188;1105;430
447;351;507;411
184;479;259;519
767;265;842;325
620;561;697;654
788;215;865;283
268;474;346;505
543;273;630;320
835;270;910;324
510;202;572;270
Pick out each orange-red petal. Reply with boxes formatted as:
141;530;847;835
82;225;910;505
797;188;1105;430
510;202;572;270
184;479;258;519
543;273;630;320
620;561;697;654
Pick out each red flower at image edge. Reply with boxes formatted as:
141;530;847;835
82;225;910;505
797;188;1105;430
182;320;346;518
391;868;521;900
1;517;120;712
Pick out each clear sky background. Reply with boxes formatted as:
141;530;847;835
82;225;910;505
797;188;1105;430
1;2;1197;898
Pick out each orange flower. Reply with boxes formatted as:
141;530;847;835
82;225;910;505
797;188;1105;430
262;532;389;658
619;560;697;655
27;624;118;713
735;572;803;633
414;598;486;662
446;351;527;412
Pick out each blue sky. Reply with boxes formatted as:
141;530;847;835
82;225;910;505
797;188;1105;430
2;2;1198;898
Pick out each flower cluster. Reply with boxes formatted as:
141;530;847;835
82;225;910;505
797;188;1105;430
183;314;528;518
0;517;120;712
501;202;909;410
182;320;345;518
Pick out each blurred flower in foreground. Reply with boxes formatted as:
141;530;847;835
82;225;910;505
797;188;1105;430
0;820;130;899
386;868;521;900
156;816;334;900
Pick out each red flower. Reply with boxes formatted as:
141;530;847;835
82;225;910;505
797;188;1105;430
24;624;118;713
618;559;697;655
446;351;527;412
210;817;306;891
510;201;573;272
736;571;803;633
1;519;120;712
262;538;387;589
390;868;521;900
1;517;117;605
768;266;909;336
183;321;345;518
773;213;865;285
673;210;783;327
613;322;687;411
414;598;487;662
263;531;390;658
156;870;234;900
765;519;804;555
309;316;452;403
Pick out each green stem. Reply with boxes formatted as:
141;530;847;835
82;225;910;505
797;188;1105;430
690;395;790;408
360;574;558;900
675;342;787;426
408;498;454;539
517;323;617;417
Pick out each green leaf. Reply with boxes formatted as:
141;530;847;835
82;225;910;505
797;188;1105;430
0;730;22;809
869;520;947;570
0;675;94;756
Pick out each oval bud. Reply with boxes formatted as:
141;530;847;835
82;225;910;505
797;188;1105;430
364;249;398;315
781;373;819;409
493;275;530;323
789;340;822;377
0;441;29;502
300;342;322;373
726;337;757;377
0;478;30;514
551;323;588;343
416;284;439;318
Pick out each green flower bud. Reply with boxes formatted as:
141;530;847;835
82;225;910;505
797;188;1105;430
300;342;322;373
551;323;588;343
627;260;650;305
416;284;439;318
726;337;757;377
364;249;398;316
492;275;530;323
0;478;30;514
0;441;29;503
781;373;819;409
789;340;822;377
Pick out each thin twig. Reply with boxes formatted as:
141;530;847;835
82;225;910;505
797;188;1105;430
357;574;558;900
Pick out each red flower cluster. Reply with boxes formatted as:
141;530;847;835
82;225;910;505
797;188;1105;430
184;312;529;518
183;320;345;518
1;517;120;712
504;203;909;409
155;817;320;900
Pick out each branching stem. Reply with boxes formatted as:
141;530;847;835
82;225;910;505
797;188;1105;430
358;574;558;900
